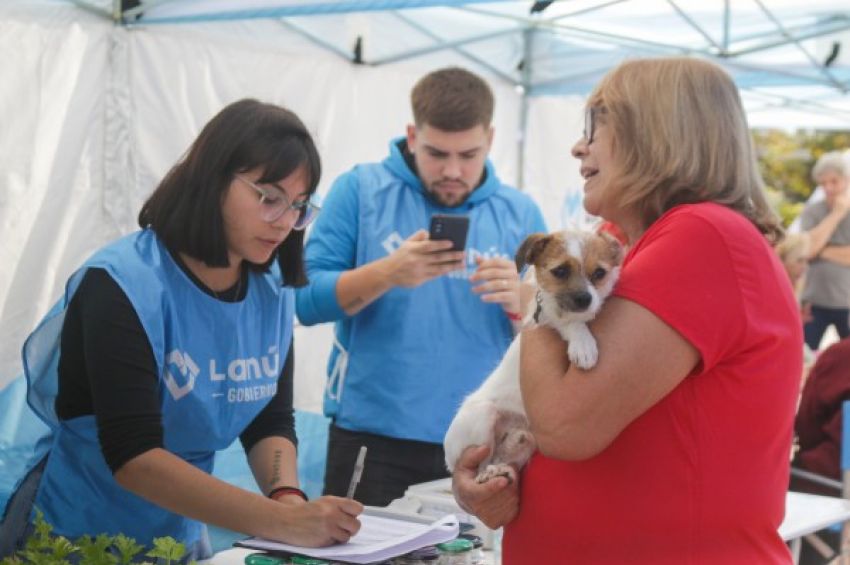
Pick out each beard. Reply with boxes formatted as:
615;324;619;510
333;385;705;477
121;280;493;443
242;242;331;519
427;181;472;207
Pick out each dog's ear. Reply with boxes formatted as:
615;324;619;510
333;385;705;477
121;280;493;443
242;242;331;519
598;231;625;265
515;233;551;272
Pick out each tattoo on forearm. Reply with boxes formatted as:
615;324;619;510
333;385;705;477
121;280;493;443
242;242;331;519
270;450;282;487
343;296;365;310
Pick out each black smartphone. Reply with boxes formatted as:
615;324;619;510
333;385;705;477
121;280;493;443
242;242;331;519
429;214;470;252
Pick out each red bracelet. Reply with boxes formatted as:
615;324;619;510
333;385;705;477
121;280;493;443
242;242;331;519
506;311;523;321
268;486;308;502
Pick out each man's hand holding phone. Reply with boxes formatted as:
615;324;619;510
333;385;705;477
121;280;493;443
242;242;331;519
384;229;465;288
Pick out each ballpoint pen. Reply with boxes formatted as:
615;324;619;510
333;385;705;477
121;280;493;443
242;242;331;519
346;445;367;499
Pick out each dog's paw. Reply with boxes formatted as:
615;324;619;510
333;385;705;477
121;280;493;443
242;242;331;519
475;464;517;484
568;338;598;369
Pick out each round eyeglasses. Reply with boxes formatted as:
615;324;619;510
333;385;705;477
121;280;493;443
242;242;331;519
583;106;607;144
235;175;320;230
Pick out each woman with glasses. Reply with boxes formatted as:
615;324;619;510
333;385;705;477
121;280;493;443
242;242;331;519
1;99;361;559
452;58;801;563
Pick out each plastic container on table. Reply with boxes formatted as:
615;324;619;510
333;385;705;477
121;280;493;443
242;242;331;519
395;544;441;564
435;538;474;565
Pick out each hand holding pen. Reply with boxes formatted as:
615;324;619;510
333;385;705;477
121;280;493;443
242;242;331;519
257;447;367;547
263;492;363;547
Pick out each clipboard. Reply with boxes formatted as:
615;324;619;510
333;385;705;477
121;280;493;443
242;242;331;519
233;510;458;564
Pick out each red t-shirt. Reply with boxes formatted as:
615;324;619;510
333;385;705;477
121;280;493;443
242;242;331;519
504;203;801;564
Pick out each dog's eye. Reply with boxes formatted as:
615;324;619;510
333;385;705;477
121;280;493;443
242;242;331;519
591;267;607;282
550;265;571;279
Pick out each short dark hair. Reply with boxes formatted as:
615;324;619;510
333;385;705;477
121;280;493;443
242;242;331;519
410;67;494;131
138;99;321;287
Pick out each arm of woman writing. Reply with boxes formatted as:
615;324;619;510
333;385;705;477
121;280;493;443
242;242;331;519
520;296;699;460
240;342;304;502
115;450;362;546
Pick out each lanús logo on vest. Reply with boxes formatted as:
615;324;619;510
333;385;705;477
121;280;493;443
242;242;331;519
163;347;281;401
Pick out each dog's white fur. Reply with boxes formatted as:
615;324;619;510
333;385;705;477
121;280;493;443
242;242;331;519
444;230;623;483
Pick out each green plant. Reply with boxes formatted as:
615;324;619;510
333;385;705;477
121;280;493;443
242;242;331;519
0;510;193;565
145;538;186;565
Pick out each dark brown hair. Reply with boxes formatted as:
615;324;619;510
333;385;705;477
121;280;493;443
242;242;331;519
138;99;320;287
411;67;494;131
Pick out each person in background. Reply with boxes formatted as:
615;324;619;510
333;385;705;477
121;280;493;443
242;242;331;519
0;99;361;560
799;151;850;351
453;57;801;564
295;67;546;507
777;232;811;294
776;232;816;374
790;337;850;564
792;337;850;493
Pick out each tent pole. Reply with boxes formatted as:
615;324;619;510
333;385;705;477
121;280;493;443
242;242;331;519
667;0;722;52
752;0;846;91
391;12;518;86
517;27;533;191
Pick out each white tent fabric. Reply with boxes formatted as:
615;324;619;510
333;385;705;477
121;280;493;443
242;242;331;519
110;0;850;128
0;2;588;402
3;0;850;398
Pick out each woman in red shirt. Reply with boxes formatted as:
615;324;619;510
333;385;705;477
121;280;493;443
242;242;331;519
453;58;801;564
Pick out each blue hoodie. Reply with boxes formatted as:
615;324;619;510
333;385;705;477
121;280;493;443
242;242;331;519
296;138;546;443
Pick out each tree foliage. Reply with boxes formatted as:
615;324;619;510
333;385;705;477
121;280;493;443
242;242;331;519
753;129;850;227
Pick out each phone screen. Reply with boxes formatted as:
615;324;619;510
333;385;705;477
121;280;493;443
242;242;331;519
429;214;470;252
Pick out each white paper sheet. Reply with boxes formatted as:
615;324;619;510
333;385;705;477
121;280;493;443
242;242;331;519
235;513;458;564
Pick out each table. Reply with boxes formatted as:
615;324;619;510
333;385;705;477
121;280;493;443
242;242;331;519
210;547;496;564
211;492;850;565
781;491;850;563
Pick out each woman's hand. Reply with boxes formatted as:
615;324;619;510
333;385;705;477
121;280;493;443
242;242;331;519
270;495;363;547
451;445;519;529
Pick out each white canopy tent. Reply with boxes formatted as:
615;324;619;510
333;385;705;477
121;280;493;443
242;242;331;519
2;0;850;400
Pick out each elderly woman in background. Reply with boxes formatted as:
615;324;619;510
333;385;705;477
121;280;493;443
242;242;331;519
798;151;850;351
453;57;802;564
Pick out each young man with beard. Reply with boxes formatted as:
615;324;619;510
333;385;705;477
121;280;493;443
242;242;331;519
296;67;546;506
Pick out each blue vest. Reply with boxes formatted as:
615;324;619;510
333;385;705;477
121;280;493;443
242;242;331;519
322;146;545;443
21;230;293;556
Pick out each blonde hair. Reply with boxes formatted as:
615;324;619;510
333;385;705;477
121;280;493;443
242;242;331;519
589;57;783;244
775;232;809;266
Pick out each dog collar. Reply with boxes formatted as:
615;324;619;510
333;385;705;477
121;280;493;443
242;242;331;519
533;291;544;324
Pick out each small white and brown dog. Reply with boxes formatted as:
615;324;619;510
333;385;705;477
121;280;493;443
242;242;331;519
444;229;623;483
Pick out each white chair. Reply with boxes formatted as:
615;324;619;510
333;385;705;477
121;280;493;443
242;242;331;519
789;400;850;563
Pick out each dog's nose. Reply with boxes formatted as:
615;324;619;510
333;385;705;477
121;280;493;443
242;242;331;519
572;291;592;311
